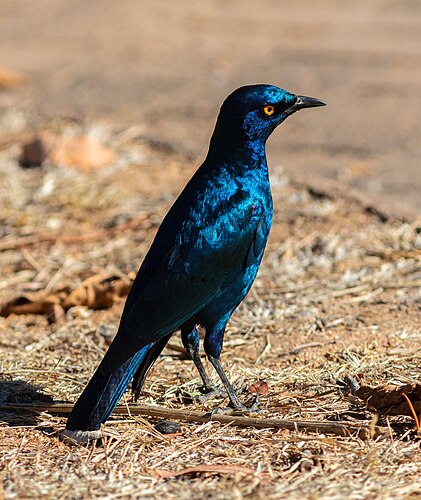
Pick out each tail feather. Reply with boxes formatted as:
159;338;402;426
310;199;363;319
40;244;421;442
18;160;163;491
66;344;152;431
131;333;172;400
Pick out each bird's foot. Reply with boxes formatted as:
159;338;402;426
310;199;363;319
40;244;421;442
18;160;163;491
208;393;260;416
194;385;226;404
60;428;102;445
238;393;260;412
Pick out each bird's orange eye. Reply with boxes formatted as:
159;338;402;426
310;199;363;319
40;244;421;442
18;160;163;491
263;105;275;116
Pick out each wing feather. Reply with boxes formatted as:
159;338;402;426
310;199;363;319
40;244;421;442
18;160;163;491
101;205;266;374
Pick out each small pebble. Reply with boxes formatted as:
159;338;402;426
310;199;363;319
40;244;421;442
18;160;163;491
155;420;181;434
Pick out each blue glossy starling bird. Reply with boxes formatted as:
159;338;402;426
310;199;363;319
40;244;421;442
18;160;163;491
63;84;325;442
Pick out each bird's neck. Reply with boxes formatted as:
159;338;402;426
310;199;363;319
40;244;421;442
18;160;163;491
207;126;268;168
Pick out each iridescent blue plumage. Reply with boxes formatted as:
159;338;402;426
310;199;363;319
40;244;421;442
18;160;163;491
65;84;325;439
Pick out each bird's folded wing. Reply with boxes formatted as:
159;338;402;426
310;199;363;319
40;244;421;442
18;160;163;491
100;210;268;374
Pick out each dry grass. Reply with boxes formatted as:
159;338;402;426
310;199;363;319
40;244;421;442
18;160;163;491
0;114;420;499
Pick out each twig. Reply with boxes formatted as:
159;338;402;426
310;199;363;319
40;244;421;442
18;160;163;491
343;288;384;303
0;402;386;440
256;334;272;363
20;248;43;272
402;393;421;434
381;281;421;290
0;270;34;290
314;281;421;304
290;342;324;355
0;214;150;252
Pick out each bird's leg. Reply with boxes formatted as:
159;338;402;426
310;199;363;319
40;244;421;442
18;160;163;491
207;355;259;412
204;327;259;413
181;327;225;402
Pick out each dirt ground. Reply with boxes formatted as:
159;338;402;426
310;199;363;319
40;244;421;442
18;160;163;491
0;1;420;215
0;2;421;499
0;120;420;498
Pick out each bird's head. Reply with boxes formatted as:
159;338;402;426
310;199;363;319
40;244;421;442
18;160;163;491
211;84;325;157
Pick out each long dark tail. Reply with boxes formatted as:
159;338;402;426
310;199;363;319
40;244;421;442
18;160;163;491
65;332;175;432
66;344;153;431
131;333;172;400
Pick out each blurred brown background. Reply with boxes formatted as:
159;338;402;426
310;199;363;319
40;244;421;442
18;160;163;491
0;0;420;215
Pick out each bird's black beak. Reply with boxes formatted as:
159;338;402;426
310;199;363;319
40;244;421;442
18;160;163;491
287;95;326;115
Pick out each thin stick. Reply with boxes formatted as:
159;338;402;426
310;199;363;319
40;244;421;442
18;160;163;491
0;402;386;440
402;393;421;432
0;214;149;252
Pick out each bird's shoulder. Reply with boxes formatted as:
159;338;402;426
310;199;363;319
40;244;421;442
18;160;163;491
145;162;269;253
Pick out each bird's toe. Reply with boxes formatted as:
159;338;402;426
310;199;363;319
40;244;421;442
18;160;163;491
194;386;226;404
230;393;260;413
206;394;260;417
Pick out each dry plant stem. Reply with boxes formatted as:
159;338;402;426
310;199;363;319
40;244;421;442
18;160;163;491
0;214;149;252
0;402;385;439
402;393;421;432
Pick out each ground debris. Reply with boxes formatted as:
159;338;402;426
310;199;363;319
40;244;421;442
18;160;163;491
20;132;116;170
345;376;421;417
0;274;132;320
152;464;259;479
248;380;269;395
0;118;420;499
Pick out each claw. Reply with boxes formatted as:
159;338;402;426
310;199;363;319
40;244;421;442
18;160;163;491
247;392;260;411
205;393;260;417
229;393;260;413
208;406;233;417
194;386;226;404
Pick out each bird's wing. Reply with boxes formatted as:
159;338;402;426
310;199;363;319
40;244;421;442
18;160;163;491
101;203;269;374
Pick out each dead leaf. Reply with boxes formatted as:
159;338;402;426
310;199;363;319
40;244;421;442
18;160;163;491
0;291;66;316
248;380;269;395
275;428;291;437
152;464;256;479
51;134;115;170
0;274;133;321
67;274;132;309
20;132;115;170
351;382;421;417
63;274;116;310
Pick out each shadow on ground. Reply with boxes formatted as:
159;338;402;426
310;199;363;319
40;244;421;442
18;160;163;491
0;378;54;427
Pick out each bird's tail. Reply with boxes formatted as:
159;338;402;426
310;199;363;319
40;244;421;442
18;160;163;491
131;333;172;400
66;344;153;433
